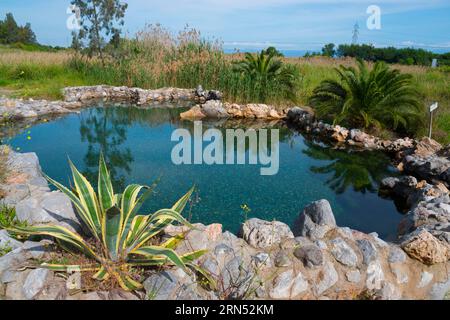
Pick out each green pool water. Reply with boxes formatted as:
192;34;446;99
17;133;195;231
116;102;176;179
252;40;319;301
4;103;403;239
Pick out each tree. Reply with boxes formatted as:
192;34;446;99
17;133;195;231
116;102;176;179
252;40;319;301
71;0;128;65
0;13;37;45
321;43;335;57
262;46;284;57
309;59;423;133
233;51;298;101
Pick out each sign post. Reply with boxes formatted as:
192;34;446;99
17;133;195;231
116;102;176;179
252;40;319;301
429;102;439;138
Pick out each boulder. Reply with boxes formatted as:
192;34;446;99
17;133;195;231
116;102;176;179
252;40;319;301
200;100;229;118
414;137;442;158
295;199;336;239
401;229;448;265
240;218;294;249
180;105;205;119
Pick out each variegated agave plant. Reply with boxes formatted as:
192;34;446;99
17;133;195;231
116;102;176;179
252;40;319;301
3;155;207;291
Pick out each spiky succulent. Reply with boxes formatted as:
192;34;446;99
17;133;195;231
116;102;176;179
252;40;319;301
3;155;206;291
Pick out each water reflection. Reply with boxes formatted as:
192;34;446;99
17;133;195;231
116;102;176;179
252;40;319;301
302;139;397;194
79;107;133;190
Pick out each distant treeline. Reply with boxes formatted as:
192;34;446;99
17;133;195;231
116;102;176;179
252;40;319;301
0;13;64;52
306;43;450;66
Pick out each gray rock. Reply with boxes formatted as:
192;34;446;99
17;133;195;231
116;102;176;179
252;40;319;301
22;268;50;299
380;177;399;189
15;191;81;232
388;246;407;264
429;276;450;300
296;200;336;239
417;271;433;288
274;252;292;268
315;261;339;296
294;244;324;267
366;261;384;291
0;230;22;251
200;100;229;118
144;269;197;300
391;267;409;284
240;218;294;249
356;239;378;265
269;269;308;299
0;248;29;274
252;253;271;269
377;282;401;300
346;270;361;283
330;238;358;267
23;241;47;260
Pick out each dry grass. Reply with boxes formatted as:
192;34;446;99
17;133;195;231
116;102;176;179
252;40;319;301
0;49;71;66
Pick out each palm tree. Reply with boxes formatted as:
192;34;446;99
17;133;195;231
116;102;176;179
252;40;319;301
309;59;423;133
233;51;298;101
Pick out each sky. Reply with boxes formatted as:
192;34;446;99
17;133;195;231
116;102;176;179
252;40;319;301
1;0;449;52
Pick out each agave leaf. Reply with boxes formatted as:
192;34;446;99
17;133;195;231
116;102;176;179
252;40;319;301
132;246;187;272
93;266;110;281
69;159;102;235
6;224;97;260
161;234;185;249
186;262;217;290
41;263;101;273
119;183;157;250
45;174;97;237
126;219;171;253
102;206;122;261
171;186;195;213
98;153;114;212
149;208;194;229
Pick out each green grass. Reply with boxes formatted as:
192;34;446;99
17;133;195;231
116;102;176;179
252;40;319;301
0;47;449;143
0;205;27;230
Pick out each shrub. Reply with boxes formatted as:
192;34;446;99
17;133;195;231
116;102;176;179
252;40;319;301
309;59;423;133
1;155;208;291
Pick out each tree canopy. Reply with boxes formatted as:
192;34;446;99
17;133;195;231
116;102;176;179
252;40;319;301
0;13;37;45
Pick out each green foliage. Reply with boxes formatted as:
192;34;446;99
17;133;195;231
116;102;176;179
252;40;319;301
0;242;12;257
322;43;336;57
71;0;128;64
310;59;424;133
233;51;299;102
0;13;37;45
262;46;284;57
335;44;450;66
1;155;207;291
0;205;27;229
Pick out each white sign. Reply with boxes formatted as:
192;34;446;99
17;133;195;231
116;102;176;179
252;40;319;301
430;102;439;113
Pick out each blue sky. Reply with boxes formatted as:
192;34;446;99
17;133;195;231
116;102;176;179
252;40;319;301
1;0;449;52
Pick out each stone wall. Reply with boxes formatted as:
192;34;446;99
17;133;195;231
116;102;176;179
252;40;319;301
0;148;449;300
180;100;285;120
